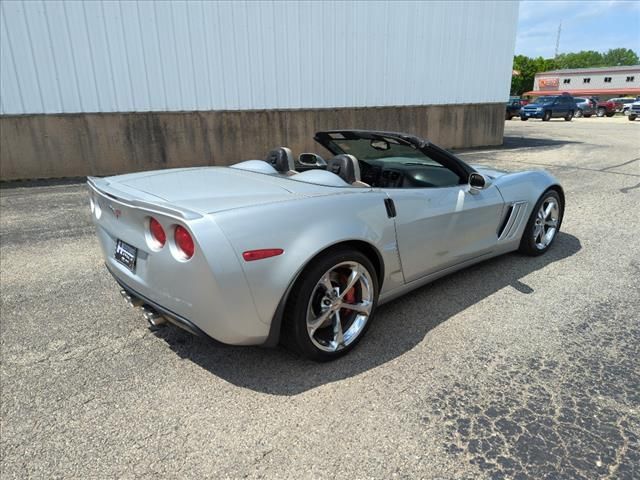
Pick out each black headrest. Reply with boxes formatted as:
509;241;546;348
326;154;361;184
265;147;295;173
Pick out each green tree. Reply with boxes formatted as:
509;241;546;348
555;50;604;69
511;55;557;96
602;48;639;66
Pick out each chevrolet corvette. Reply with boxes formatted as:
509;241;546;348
88;130;564;360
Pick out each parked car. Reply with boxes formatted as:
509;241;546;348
509;96;529;106
627;101;640;121
595;99;617;117
520;94;576;121
506;99;521;120
574;97;596;117
88;129;565;360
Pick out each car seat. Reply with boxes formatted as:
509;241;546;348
264;147;297;175
326;154;370;187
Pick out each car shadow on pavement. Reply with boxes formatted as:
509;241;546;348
154;232;581;395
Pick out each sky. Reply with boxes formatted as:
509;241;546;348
515;0;640;58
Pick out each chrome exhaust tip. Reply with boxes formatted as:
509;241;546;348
120;289;143;307
119;290;167;329
141;306;168;329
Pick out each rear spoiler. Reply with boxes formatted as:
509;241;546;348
87;177;203;220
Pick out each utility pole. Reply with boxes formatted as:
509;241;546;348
555;21;562;58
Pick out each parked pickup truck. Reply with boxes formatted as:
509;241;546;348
627;101;640;121
520;94;576;121
595;99;617;117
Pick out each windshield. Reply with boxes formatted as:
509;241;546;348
328;137;441;167
536;96;556;105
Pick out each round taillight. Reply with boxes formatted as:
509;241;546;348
149;217;166;247
174;225;194;259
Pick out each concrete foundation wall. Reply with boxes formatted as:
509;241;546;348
0;103;504;181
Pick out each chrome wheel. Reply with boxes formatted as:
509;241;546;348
306;261;374;353
533;196;559;249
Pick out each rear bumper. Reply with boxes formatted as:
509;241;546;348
92;216;272;346
88;177;281;346
101;245;273;345
107;263;209;338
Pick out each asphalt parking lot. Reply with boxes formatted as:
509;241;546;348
1;116;639;479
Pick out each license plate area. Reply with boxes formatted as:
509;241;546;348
115;239;138;272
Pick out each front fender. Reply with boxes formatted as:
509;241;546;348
493;170;563;244
494;170;562;204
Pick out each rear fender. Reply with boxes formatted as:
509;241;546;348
212;191;403;328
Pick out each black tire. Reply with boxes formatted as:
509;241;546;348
629;115;637;121
542;110;551;121
584;114;592;118
564;110;573;121
606;112;615;117
281;247;379;361
519;189;564;256
520;116;528;121
597;107;605;117
575;109;583;118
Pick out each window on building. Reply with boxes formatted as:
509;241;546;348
583;78;591;84
627;76;635;82
563;78;571;84
604;77;612;83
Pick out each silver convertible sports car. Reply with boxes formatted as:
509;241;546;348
88;130;564;361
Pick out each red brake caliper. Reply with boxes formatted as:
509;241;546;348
340;274;357;316
344;287;356;304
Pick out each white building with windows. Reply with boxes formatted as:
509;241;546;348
526;65;640;99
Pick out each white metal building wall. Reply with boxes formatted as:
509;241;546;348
0;0;519;115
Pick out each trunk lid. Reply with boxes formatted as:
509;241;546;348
105;166;345;214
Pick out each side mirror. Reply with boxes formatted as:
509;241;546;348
468;172;489;194
298;153;327;169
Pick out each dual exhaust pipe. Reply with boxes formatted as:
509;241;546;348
120;289;168;329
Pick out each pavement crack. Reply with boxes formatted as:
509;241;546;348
605;416;630;479
600;157;640;171
620;182;640;193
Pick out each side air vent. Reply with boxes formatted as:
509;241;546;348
497;205;513;238
498;202;528;241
